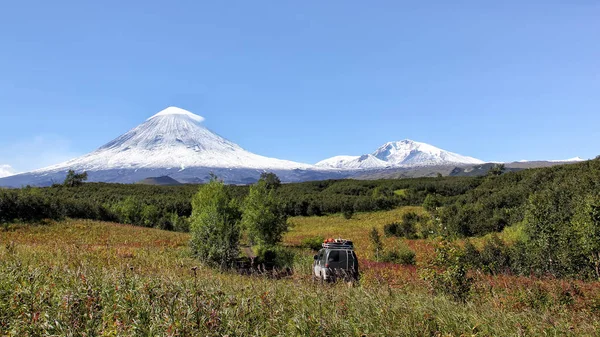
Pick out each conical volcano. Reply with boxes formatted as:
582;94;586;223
0;107;337;186
53;106;311;171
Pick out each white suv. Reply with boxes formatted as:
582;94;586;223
312;239;359;282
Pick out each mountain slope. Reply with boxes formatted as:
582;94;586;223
316;139;484;170
38;107;312;172
0;107;340;187
136;176;182;186
314;155;360;169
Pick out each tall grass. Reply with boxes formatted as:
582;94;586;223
1;219;599;335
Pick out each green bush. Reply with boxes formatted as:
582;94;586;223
381;242;416;265
189;178;241;269
171;213;189;232
399;212;419;239
255;245;296;269
383;222;399;237
421;240;473;302
242;178;288;246
461;240;481;269
423;193;442;212
300;236;324;251
480;234;510;275
342;205;354;220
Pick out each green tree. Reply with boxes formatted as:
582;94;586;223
572;194;600;280
63;170;88;187
141;204;160;227
190;177;241;269
422;194;442;213
342;201;354;219
487;164;505;177
259;172;281;190
523;188;578;277
420;239;473;302
369;227;383;261
242;179;288;247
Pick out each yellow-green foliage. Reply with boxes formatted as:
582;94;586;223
394;189;408;197
1;219;600;336
286;207;426;260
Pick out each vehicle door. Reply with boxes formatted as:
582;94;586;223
313;249;325;277
347;251;359;277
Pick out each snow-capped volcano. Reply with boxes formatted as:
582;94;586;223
316;140;484;169
0;107;338;187
39;106;312;172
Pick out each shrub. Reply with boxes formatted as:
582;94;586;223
190;178;241;269
399;220;417;239
171;213;189;232
461;240;481;269
423;194;442;212
342;205;354;220
399;212;419;239
480;234;510;275
300;236;324;251
369;227;383;261
384;214;420;239
255;245;296;269
383;222;399;237
381;242;416;265
141;204;160;228
421;239;473;302
242;178;288;246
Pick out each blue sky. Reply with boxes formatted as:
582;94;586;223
0;1;598;172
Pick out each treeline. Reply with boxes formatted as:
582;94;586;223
439;159;600;237
276;176;481;216
0;175;482;229
429;159;600;280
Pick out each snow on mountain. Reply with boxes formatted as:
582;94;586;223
37;106;312;172
316;139;484;170
0;107;336;187
315;155;360;169
549;157;586;163
514;157;586;163
343;154;389;169
373;140;484;166
0;165;16;178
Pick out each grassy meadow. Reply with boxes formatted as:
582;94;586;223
1;211;600;336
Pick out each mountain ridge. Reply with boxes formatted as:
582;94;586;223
316;139;484;169
0;107;587;187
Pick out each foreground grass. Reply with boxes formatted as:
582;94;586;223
1;219;600;336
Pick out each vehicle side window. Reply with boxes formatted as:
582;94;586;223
328;250;340;262
318;250;324;264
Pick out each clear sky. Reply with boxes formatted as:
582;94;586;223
0;1;598;172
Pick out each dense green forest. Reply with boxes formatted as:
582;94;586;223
0;175;481;230
2;159;600;279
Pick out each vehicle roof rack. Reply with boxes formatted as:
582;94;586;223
322;238;354;250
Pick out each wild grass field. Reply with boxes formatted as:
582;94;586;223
1;211;600;336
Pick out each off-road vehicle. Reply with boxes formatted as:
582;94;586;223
313;238;359;282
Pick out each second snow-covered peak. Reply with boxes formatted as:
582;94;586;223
372;139;484;166
316;139;484;170
147;106;205;123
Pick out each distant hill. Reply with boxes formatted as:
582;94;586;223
136;176;182;186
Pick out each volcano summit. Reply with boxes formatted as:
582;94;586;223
0;107;338;186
